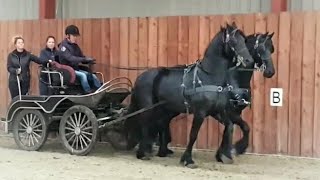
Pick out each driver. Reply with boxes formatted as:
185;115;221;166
58;25;101;94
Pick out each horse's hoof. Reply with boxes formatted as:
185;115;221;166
167;153;174;157
234;141;248;155
136;152;149;160
141;156;151;160
221;154;234;164
231;148;238;156
215;153;222;162
157;152;167;157
186;163;198;169
166;149;174;155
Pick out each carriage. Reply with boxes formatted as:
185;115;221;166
2;60;139;156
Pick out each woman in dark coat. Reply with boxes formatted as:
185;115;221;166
7;36;49;99
39;36;59;95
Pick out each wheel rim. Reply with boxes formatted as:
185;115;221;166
64;112;94;151
17;113;44;147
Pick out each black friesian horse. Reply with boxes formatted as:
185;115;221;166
155;32;276;164
122;22;254;168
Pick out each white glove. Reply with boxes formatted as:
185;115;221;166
16;68;21;75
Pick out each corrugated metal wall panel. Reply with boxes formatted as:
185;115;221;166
56;0;271;19
302;0;314;10
314;0;320;10
288;0;320;11
0;0;38;20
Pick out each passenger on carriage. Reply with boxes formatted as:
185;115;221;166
57;25;102;94
39;35;59;95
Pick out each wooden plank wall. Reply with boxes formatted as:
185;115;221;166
0;11;320;157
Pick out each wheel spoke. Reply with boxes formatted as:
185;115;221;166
29;114;35;127
33;129;43;133
76;113;82;127
66;120;76;129
80;135;88;148
65;127;75;132
19;132;28;141
82;126;93;131
80;119;91;129
33;123;42;129
65;131;74;137
69;116;77;128
20;133;28;146
67;133;76;143
76;136;79;150
22;117;28;127
73;113;78;127
31;134;39;144
71;135;77;148
32;118;40;128
79;134;84;150
19;122;28;129
79;115;86;127
81;131;92;137
32;131;41;139
26;115;30;126
28;134;31;147
82;133;92;143
18;129;27;132
30;133;35;146
28;114;33;126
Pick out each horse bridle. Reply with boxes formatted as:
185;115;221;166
253;34;271;71
235;34;271;72
224;28;248;67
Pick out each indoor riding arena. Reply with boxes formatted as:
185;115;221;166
0;0;320;179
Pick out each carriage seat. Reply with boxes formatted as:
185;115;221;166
40;61;103;95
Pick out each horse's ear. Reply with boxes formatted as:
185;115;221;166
225;22;229;28
220;25;224;31
262;32;268;38
268;32;275;39
231;21;237;28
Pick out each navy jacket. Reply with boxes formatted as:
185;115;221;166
39;47;59;63
39;47;59;80
7;49;46;83
58;39;86;70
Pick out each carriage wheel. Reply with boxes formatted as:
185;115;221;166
13;109;48;151
59;105;98;156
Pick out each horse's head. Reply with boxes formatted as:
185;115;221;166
247;32;276;78
221;22;254;67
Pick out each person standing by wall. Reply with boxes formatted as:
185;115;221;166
7;35;50;99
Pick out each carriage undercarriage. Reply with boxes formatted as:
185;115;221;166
2;75;155;156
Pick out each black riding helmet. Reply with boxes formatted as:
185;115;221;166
65;25;80;36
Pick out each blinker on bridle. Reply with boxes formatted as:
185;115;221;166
225;28;249;67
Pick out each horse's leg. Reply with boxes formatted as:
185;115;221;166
215;113;234;164
180;112;205;168
136;125;153;160
163;121;174;154
157;119;174;157
231;113;250;155
157;113;176;157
